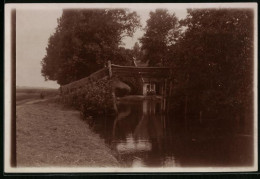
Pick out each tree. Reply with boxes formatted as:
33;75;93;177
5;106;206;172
140;9;179;66
132;42;143;62
169;9;254;130
41;9;141;85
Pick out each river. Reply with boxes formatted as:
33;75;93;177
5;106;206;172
87;96;254;168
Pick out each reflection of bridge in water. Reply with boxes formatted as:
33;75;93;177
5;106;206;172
109;97;171;167
112;97;166;138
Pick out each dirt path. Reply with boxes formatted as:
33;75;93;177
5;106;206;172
16;98;48;109
16;98;119;167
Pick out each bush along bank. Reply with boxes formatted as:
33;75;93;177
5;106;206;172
60;78;116;119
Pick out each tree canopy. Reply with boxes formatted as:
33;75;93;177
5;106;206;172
41;9;141;85
140;9;179;66
169;9;254;121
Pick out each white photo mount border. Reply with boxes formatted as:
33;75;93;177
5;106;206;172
4;2;258;173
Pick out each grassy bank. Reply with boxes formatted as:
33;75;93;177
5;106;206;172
16;98;119;167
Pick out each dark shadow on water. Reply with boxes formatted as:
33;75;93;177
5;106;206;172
86;97;254;168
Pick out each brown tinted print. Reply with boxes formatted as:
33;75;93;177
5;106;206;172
5;3;257;173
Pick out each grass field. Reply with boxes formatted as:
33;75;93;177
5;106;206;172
16;93;119;167
16;87;59;105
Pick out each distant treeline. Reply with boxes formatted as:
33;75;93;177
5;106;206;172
16;87;58;94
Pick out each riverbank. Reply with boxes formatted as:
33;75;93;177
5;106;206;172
16;98;119;167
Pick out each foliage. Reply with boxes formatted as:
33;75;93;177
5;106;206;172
114;47;135;66
169;9;254;122
42;9;141;85
61;78;115;118
132;42;143;62
140;9;180;66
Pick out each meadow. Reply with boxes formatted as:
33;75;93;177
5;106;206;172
16;87;59;105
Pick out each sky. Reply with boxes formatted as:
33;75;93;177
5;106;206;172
16;9;62;88
16;7;187;89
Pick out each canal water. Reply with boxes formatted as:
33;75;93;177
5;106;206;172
87;97;254;167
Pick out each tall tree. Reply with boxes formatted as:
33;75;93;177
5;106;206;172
132;42;143;62
170;9;254;127
41;9;141;85
140;9;179;66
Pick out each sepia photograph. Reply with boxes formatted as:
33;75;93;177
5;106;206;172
4;3;258;173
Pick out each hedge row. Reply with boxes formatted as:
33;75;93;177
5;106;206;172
60;78;116;118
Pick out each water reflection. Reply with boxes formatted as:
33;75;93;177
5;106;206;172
88;97;253;167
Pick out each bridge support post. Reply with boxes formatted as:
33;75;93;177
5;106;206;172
169;80;173;97
161;79;167;113
108;61;118;114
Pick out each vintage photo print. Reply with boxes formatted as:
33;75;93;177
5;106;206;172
4;3;258;173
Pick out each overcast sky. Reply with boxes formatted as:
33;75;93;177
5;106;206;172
16;8;187;89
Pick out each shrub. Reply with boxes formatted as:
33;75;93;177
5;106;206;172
61;78;115;118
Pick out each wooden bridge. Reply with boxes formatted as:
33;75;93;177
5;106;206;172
60;61;173;113
60;61;172;95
